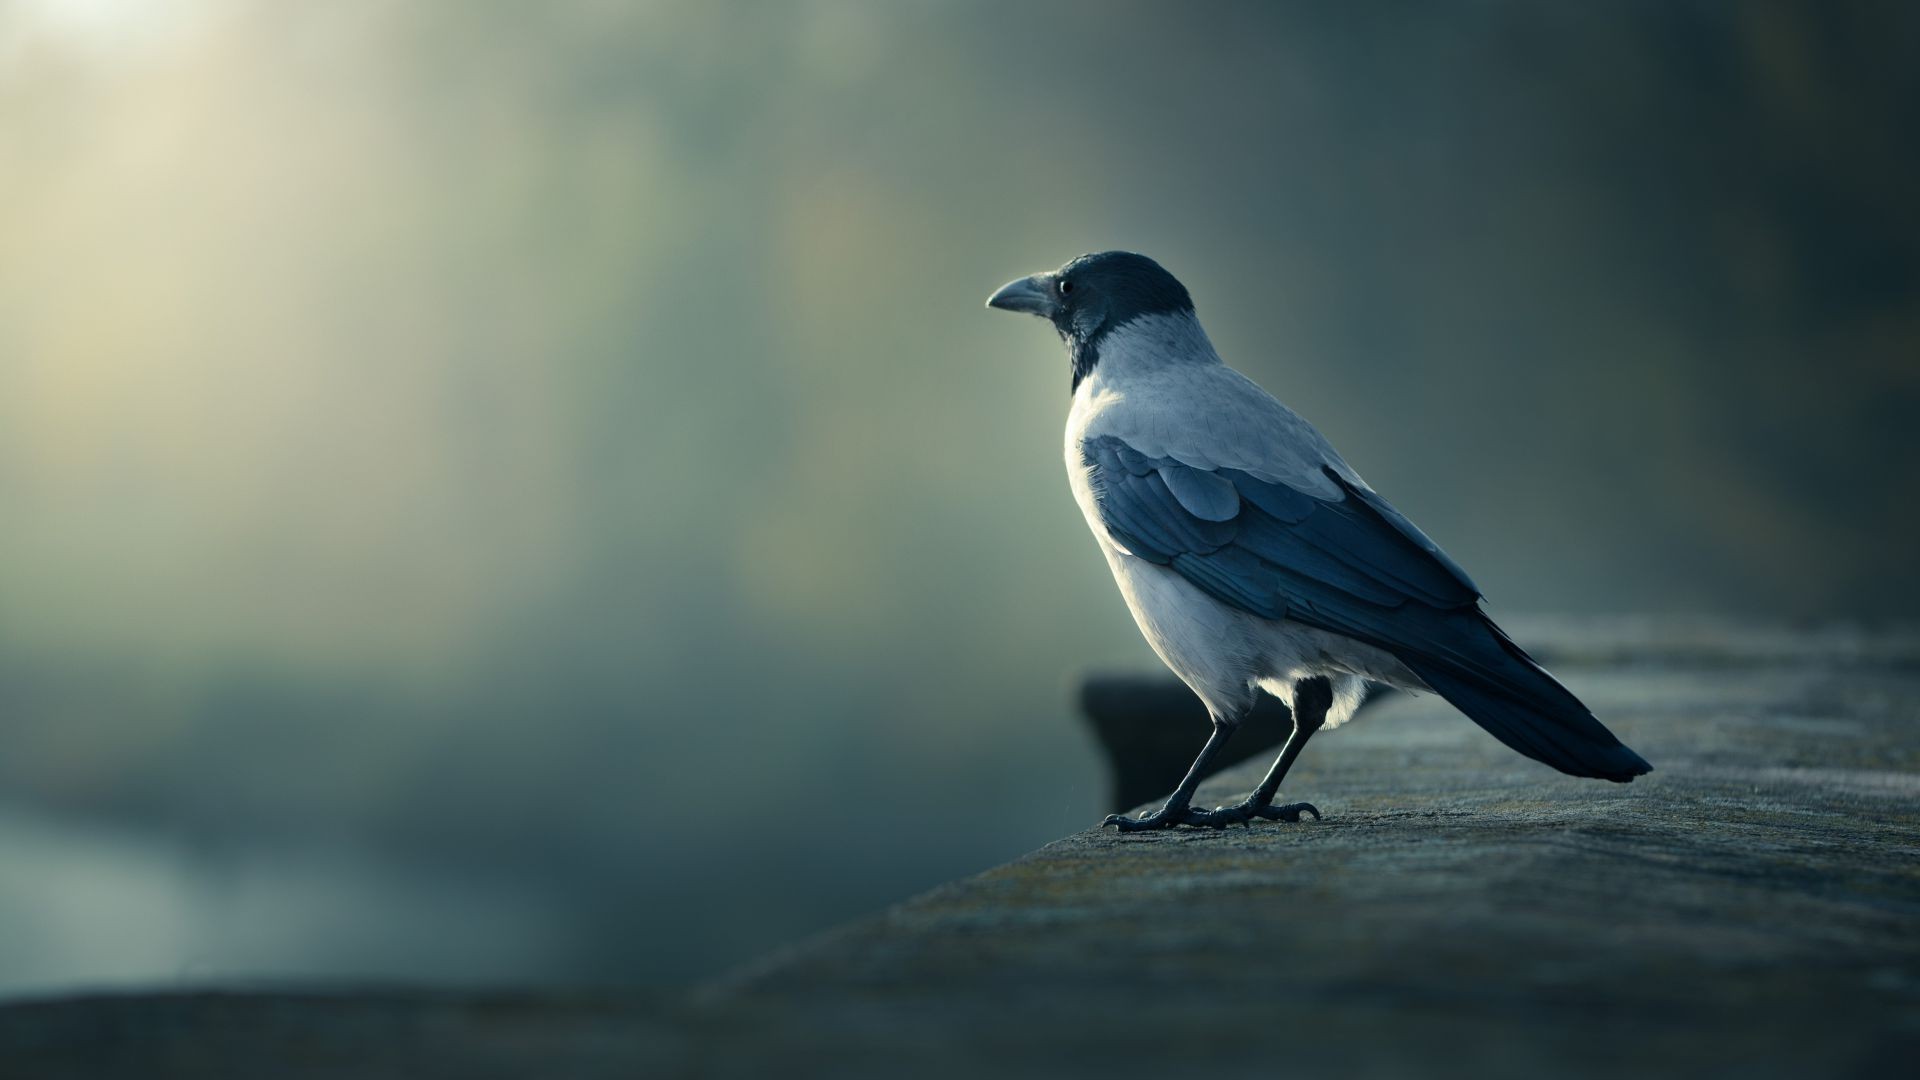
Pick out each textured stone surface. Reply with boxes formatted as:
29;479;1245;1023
4;619;1917;1078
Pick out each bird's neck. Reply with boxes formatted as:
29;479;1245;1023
1070;311;1216;392
1068;334;1100;393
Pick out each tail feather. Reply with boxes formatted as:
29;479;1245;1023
1400;618;1652;782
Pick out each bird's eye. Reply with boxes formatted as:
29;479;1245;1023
1059;279;1074;295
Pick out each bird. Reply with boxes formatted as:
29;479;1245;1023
986;251;1651;831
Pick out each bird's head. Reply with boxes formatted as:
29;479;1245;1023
986;251;1196;390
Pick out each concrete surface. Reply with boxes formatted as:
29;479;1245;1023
3;618;1916;1078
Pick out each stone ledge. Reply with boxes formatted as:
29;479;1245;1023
4;619;1918;1078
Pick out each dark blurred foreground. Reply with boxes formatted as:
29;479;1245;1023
3;618;1916;1078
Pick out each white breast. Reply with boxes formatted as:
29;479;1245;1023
1063;333;1271;718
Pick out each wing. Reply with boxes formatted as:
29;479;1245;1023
1083;433;1479;620
1082;434;1650;781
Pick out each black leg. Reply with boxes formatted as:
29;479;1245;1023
1184;677;1330;827
1102;718;1239;831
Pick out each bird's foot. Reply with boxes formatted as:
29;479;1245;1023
1101;804;1211;831
1102;800;1320;831
1182;800;1321;828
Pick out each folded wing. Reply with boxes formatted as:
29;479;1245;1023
1082;434;1651;781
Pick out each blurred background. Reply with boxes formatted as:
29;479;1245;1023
0;0;1915;995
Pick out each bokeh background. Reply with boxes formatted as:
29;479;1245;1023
1;0;1915;995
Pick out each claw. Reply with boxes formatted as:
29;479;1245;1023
1103;805;1213;831
1258;801;1321;823
1102;810;1170;832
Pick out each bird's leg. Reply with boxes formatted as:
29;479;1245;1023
1185;677;1329;827
1103;718;1239;831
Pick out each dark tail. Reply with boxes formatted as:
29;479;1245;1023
1399;616;1652;782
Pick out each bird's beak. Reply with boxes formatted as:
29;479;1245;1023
985;273;1057;318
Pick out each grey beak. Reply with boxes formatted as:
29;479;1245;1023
986;273;1057;317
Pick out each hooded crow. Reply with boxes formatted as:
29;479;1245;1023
988;252;1651;830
